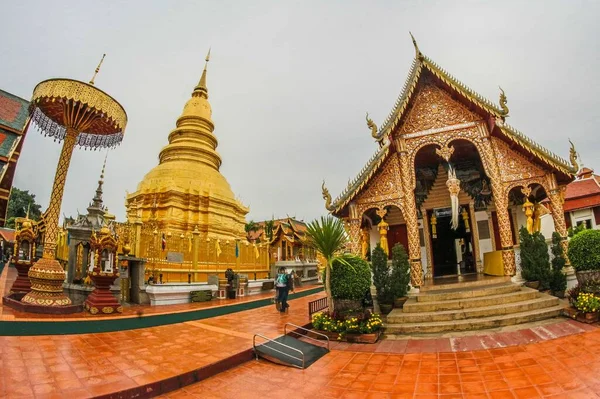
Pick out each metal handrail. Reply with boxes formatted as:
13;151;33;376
253;333;305;369
284;323;330;351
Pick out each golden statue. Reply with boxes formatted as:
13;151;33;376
430;213;437;239
366;112;384;147
461;207;470;232
569;139;579;171
522;198;535;234
378;219;389;255
361;227;370;259
499;86;509;117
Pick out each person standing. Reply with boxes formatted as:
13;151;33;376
275;267;288;313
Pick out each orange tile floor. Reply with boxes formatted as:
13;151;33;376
161;330;600;399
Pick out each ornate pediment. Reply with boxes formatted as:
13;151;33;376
356;155;402;205
399;84;480;136
492;137;546;183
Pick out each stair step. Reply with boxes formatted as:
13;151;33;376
404;288;539;313
387;296;559;323
420;276;511;292
416;283;520;303
384;304;566;334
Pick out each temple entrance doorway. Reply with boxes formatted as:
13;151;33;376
430;207;476;277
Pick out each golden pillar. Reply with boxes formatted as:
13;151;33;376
548;187;569;265
468;201;482;273
398;152;422;287
21;69;127;308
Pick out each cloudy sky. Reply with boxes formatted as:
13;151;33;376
2;1;599;224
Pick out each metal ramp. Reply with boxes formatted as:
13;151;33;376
253;323;330;369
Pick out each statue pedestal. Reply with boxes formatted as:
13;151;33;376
145;283;217;305
10;262;32;293
85;274;121;315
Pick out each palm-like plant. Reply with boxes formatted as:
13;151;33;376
305;215;349;313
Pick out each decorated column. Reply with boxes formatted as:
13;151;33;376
398;152;423;287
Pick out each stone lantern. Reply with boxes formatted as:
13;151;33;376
84;225;122;314
10;216;37;294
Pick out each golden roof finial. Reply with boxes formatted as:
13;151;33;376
498;86;509;117
569;138;579;171
89;54;106;86
194;48;211;98
409;32;422;59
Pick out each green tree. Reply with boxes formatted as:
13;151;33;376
5;187;42;229
264;218;275;241
549;232;567;294
391;243;411;299
519;227;551;289
372;245;393;304
244;220;259;240
305;215;350;313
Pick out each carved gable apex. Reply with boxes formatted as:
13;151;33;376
492;137;547;183
356;155;402;205
399;84;480;136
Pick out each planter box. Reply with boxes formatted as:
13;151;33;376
310;329;381;344
576;311;599;324
563;307;579;320
346;331;381;344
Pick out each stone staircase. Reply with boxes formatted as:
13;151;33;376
385;277;565;334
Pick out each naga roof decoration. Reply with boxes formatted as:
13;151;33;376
328;142;391;212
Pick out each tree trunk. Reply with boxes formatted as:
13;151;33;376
325;263;334;313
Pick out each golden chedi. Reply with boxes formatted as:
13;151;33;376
126;52;248;240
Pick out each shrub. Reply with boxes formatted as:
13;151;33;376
551;232;566;271
390;243;410;299
311;311;383;335
567;285;580;307
519;227;551;289
371;245;393;304
549;268;567;293
568;229;600;272
330;255;371;301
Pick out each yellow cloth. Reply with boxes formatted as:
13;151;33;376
254;244;260;259
483;251;504;276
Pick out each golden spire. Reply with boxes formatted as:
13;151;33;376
409;32;422;59
193;48;211;98
89;54;106;86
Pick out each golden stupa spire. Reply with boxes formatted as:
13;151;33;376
193;48;211;98
89;54;106;86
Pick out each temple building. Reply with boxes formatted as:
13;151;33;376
322;37;576;288
0;89;30;226
562;166;600;230
125;53;249;248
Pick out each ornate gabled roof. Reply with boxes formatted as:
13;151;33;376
328;142;391;213
375;53;505;142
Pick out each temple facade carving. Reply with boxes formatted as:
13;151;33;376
325;42;575;288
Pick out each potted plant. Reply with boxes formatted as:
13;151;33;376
549;232;567;298
519;227;551;290
372;245;393;313
330;255;371;312
568;229;600;286
391;243;410;308
574;292;600;323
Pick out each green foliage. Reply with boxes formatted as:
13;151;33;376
330;255;371;301
305;215;349;312
390;243;410;299
264;218;275;241
519;227;551;289
574;293;600;313
371;245;393;304
244;220;258;236
549;268;567;293
311;311;383;335
568;229;600;272
6;187;42;229
568;223;586;238
550;232;566;271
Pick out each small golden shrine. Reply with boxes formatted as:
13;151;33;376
125;51;248;245
323;35;575;288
